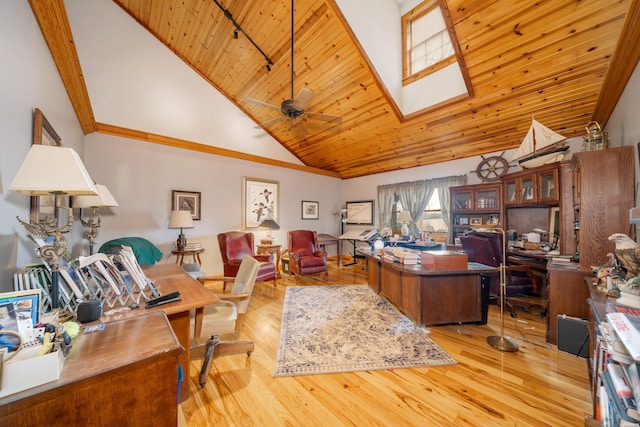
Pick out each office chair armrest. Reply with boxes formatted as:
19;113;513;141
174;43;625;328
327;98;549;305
215;293;250;303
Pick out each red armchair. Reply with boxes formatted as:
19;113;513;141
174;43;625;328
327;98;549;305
217;231;277;288
288;230;328;283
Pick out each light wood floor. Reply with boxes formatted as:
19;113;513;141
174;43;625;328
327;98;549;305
179;260;592;426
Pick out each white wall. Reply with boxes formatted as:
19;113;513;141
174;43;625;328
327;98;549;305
0;1;87;291
83;133;342;277
605;61;640;203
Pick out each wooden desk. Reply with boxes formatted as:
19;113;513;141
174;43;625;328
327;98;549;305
360;250;493;326
257;244;281;277
317;233;339;263
546;263;593;344
0;312;182;426
172;247;204;265
93;263;218;401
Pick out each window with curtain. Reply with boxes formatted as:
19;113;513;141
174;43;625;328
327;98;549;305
378;175;466;242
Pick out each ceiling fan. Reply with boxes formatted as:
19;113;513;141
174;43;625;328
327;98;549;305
244;0;342;133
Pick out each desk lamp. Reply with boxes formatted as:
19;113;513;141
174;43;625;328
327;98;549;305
9;145;98;309
169;210;194;251
471;225;519;352
259;219;280;245
397;211;412;239
73;184;119;255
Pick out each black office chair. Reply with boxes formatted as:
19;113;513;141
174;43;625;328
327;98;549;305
460;231;537;317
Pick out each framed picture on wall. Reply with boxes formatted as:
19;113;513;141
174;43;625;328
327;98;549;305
30;108;64;222
242;177;279;229
301;201;319;220
345;200;374;225
171;190;201;220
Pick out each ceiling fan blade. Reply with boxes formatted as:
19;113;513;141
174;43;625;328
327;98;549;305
292;88;315;110
259;115;288;127
305;111;343;124
243;97;281;111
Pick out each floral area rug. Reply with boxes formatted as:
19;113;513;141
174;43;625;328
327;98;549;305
273;285;457;377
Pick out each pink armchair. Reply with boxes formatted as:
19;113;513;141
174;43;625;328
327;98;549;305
288;230;328;283
217;231;277;288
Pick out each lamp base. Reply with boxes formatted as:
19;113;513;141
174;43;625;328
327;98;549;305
487;335;519;352
176;232;187;251
260;238;274;245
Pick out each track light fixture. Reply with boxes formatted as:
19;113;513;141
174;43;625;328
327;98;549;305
213;0;273;72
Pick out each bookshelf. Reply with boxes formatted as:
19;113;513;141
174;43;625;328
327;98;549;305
587;281;640;426
449;183;503;245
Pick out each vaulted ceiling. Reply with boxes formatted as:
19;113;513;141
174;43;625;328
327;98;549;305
29;0;640;179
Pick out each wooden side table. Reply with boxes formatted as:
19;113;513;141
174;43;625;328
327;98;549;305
172;248;204;265
256;244;281;277
317;233;339;265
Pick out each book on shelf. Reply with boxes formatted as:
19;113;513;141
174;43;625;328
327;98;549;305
608;362;640;421
602;367;640;425
607;310;640;362
626;362;640;408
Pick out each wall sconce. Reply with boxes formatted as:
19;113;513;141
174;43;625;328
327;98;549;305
9;145;98;309
259;219;280;245
169;210;194;251
73;184;119;255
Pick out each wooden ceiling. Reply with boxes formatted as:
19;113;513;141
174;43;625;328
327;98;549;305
30;0;640;179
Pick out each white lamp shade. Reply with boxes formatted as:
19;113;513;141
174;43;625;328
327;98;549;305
9;145;98;196
73;184;119;208
397;211;412;223
169;210;194;229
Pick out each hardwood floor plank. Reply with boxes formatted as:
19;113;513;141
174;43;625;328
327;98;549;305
180;261;591;426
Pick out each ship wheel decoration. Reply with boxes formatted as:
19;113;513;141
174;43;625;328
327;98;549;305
473;152;511;182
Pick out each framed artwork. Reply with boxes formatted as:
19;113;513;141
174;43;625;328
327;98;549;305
458;217;469;225
31;108;63;222
171;190;201;220
470;217;482;225
345;200;374;225
242;177;279;229
301;201;319;220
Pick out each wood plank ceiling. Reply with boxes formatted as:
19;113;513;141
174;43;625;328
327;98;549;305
32;0;640;179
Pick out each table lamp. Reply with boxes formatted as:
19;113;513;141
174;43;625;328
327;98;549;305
9;145;98;309
73;184;119;255
397;211;412;239
259;219;280;245
169;210;194;251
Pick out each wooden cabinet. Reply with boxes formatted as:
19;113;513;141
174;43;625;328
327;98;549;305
571;146;634;272
0;312;183;426
546;264;592;344
504;163;560;206
449;183;503;244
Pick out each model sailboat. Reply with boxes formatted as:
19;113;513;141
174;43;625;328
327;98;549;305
511;118;569;168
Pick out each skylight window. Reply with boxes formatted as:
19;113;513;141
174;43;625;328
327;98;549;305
402;1;457;85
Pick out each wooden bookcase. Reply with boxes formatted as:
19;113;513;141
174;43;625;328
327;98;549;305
449;183;503;244
571;146;634;272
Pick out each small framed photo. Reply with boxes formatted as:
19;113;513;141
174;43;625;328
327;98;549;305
488;215;499;225
301;201;319;220
470;217;483;226
172;190;201;220
458;217;469;225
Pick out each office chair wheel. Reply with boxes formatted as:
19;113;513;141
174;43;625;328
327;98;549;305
510;311;517;318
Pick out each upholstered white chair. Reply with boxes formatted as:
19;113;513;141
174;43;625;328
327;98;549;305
190;256;260;387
